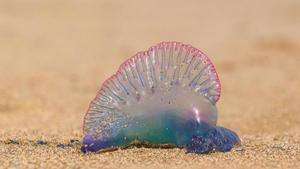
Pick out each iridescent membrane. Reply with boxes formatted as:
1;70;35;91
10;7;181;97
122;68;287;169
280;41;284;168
82;41;240;154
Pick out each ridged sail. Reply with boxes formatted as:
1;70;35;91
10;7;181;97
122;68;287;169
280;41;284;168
83;42;221;139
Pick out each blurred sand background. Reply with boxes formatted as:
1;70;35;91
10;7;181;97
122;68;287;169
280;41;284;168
0;0;299;168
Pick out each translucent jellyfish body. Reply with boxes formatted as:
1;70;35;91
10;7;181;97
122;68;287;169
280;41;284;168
82;42;240;154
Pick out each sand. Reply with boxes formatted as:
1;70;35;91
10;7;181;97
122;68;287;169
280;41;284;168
0;0;300;168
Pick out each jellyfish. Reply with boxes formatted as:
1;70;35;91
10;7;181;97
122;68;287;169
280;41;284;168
82;41;240;154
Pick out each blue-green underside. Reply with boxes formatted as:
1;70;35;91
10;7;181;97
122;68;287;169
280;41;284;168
81;111;240;153
115;111;212;146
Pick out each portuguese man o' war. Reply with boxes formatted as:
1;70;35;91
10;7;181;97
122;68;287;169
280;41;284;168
82;42;240;154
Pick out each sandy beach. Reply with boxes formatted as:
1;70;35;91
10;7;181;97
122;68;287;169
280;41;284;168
0;0;300;168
